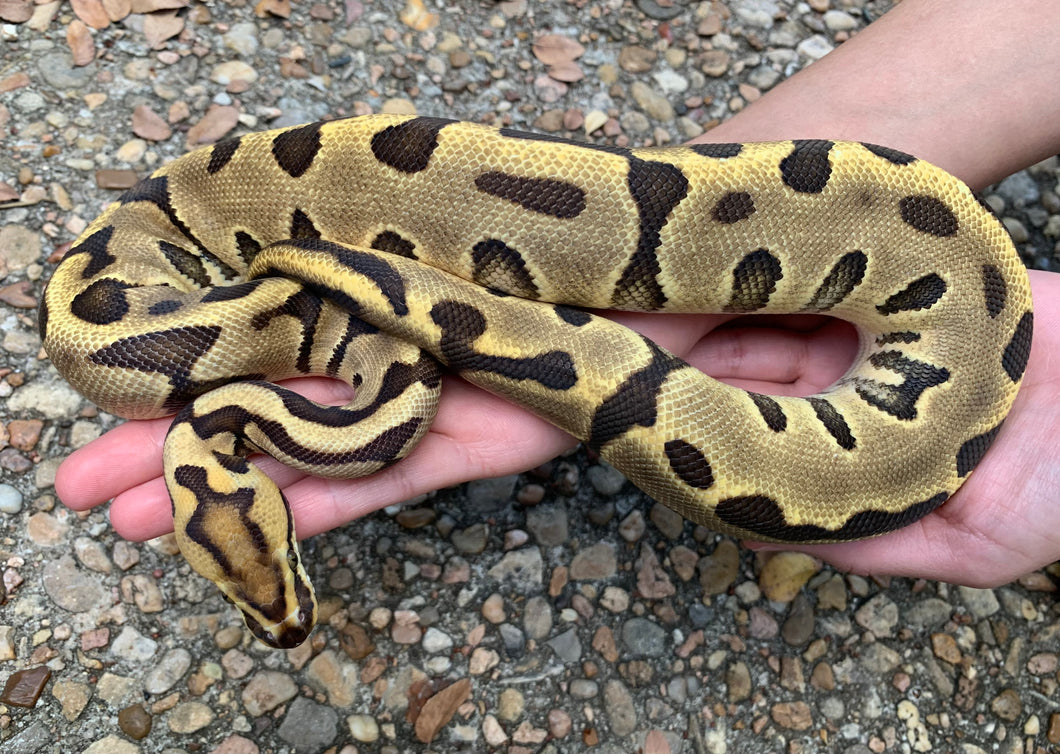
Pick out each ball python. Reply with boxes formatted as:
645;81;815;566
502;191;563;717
40;114;1033;648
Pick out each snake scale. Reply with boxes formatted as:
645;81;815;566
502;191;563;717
41;114;1033;648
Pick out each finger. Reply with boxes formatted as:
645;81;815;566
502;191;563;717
55;417;170;510
689;318;858;390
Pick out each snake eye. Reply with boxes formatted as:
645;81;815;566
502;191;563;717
286;550;298;570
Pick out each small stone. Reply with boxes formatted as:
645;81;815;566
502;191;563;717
547;708;572;738
957;586;1000;619
277;697;338;752
570;679;598;699
1;665;50;708
649;503;684;539
618;510;646;541
816;574;847;610
810;662;835;691
621;617;666;658
546;628;582;663
760;552;818;602
931;633;962;664
523;595;553;640
823;9;857;30
306;650;358;707
348;714;379;742
631;80;674;121
635;0;682;21
699;49;730;77
469;647;501;674
636;544;675;599
82;734;139;754
487;547;543;588
110;626;157;663
117;703;152;740
570;543;617;580
1027;652;1059;675
749;606;778;639
242;671;298;717
604;680;637;736
451;523;489;554
796;34;833;60
781;593;815;645
482;714;508;746
0;484;23;514
422;627;453;654
526;505;568;546
906;597;952;628
990;688;1022;722
698;539;739;595
854;593;899;637
52;680;91;721
771;701;812;730
145;648;192;694
168;701;215;733
860;643;901;673
726;661;751;702
586;462;625;494
1047;713;1060;744
498;688;524;722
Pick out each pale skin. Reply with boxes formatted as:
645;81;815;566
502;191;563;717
55;0;1060;587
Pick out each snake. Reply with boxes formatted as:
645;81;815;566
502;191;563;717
40;114;1033;648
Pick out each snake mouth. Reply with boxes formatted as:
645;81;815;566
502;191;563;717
246;608;314;649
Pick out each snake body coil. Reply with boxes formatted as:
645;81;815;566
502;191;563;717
41;115;1033;647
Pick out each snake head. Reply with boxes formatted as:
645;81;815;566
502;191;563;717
166;427;320;649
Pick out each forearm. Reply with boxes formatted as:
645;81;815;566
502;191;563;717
693;0;1060;190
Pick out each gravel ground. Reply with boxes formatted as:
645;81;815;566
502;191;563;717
1;1;1059;753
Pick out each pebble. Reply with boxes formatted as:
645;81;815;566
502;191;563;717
854;593;899;637
451;523;489;554
759;552;818;602
82;735;138;754
957;586;1000;618
43;555;105;613
110;626;158;663
422;627;453;653
698;539;739;595
621;617;667;658
523;596;553;639
168;701;215;733
586;462;625;495
0;483;23;513
781;593;815;645
570;679;599;698
241;671;298;717
630;80;674;121
117;703;152;740
526;505;568;546
348;714;380;743
277;697;338;752
487;547;543;588
52;679;91;721
604;680;637;737
1;665;51;707
990;688;1022;722
569;542;617;580
144;648;192;694
726;661;751;702
546;628;581;663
